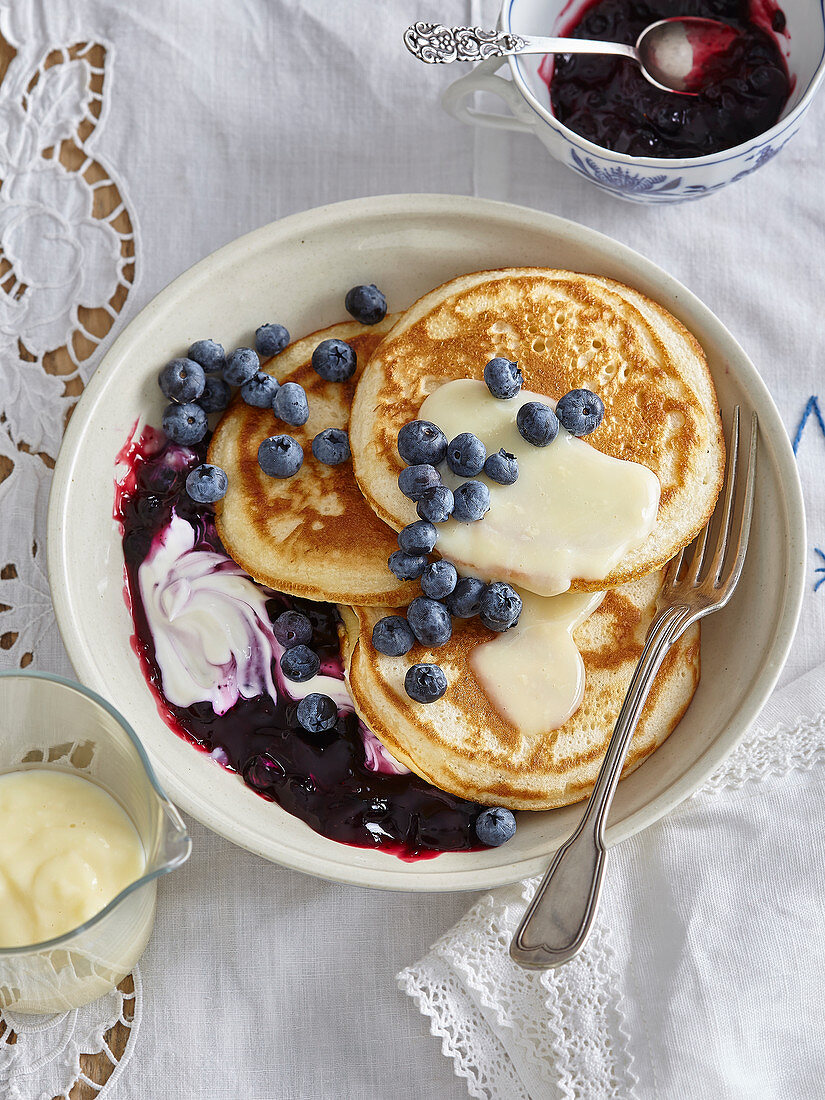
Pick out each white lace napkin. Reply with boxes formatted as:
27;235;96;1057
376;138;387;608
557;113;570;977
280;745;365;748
400;663;825;1100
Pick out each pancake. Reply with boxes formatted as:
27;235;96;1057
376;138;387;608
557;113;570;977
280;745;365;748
344;568;700;810
208;319;417;606
350;268;724;592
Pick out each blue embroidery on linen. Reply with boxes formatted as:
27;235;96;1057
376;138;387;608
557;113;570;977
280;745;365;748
814;549;825;593
792;396;825;454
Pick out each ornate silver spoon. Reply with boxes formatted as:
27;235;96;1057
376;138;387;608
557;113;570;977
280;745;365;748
403;18;741;95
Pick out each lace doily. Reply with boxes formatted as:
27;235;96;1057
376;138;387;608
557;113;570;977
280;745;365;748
0;969;142;1100
399;700;825;1100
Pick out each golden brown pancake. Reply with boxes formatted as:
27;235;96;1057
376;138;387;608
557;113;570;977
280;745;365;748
343;568;700;810
208;318;416;606
350;268;725;592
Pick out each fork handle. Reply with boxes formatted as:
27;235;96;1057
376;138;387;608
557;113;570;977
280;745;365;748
510;605;690;969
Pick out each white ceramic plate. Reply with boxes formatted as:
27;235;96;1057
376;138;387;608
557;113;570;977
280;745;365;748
47;195;805;891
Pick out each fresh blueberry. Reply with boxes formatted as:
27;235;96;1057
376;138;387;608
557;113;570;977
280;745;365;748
483;357;523;400
452;480;490;522
224;347;260;387
273;381;309;426
258;434;303;478
296;692;338;733
158;358;205;403
312;428;350;466
397;420;448;467
416;485;454;523
241;371;280;408
398;464;441;502
185;463;228;503
388;550;428;581
407;596;452;647
398;520;437;556
420;560;458;600
197;376;232;413
475;806;517;846
273;610;313;649
372;615;416;656
162;402;208;445
555;388;605;436
255;323;290;358
445;576;486;618
345;284;387;325
188;339;226;375
311;338;356;382
516;401;559;447
280;644;320;682
479;581;522;632
483;448;519;485
446;433;486;477
404;663;448;704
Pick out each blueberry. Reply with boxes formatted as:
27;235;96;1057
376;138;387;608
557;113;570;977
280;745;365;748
446;433;486;477
420;560;458;600
483;357;523;400
483;448;519;485
158;358;205;403
162;402;208;445
555;388;605;436
445;576;485;618
273;381;309;426
241;371;280;408
255;323;290;358
388;550;428;581
397;420;448;466
258;434;303;478
188;339;226;375
273;610;313;649
452;480;490;522
404;663;448;704
398;520;437;556
280;644;320;682
344;284;387;325
407;596;452;647
398;464;441;502
311;338;356;382
479;581;522;632
475;807;517;846
516;401;559;447
197;376;232;413
223;347;260;387
312;428;350;466
185;463;228;503
296;692;338;733
416;485;454;523
372;615;416;656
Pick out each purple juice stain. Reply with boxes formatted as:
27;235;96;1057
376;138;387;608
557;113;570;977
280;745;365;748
116;428;487;859
543;0;791;158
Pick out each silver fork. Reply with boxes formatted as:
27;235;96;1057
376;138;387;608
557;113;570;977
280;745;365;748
510;407;758;970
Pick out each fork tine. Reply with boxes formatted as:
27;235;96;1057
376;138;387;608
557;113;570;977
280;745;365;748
663;547;684;591
685;519;710;584
716;412;758;597
707;406;740;586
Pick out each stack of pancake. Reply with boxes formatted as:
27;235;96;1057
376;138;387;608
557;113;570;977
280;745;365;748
209;269;724;810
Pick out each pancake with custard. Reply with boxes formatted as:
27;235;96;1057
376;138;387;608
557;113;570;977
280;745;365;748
343;568;700;810
209;318;416;606
350;268;725;593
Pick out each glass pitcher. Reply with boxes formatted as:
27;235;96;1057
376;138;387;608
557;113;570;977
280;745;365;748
0;670;191;1014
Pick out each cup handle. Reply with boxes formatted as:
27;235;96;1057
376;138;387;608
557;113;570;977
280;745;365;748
441;56;535;134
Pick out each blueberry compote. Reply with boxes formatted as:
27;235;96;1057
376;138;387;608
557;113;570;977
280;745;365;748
116;427;486;859
544;0;790;157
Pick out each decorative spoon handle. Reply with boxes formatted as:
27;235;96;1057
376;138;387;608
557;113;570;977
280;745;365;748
403;22;637;65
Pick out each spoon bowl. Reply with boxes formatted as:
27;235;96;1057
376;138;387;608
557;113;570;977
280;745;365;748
405;17;743;95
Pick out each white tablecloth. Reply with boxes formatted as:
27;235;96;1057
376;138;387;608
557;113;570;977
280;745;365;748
0;1;823;1097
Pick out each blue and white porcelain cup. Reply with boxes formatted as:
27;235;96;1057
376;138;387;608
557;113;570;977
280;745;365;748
443;0;825;203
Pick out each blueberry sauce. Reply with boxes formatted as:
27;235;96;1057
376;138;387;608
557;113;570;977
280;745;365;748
543;0;791;157
116;427;487;859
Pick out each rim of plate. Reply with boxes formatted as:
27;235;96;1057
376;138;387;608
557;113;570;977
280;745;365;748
47;194;806;891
